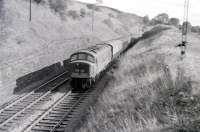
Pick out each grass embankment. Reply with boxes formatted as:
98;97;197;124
75;45;200;132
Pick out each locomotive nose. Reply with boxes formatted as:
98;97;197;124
70;62;90;75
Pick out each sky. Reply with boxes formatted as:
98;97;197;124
77;0;200;26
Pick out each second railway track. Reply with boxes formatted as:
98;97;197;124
0;69;111;132
0;71;70;132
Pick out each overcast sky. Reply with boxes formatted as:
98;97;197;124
77;0;200;26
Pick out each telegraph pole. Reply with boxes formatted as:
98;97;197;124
181;0;189;56
91;0;103;33
29;0;32;21
92;5;94;32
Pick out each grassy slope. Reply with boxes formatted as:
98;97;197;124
75;26;200;132
0;0;145;104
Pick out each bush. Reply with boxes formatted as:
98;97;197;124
34;0;42;4
143;15;150;24
103;18;114;29
80;8;86;17
150;13;169;25
0;0;4;17
68;10;79;20
169;18;180;27
141;26;170;39
191;26;200;33
86;4;101;12
49;0;67;13
108;13;115;18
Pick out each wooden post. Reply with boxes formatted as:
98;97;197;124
29;0;32;21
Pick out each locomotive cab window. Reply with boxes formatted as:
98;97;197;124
87;55;95;63
71;54;78;61
78;53;87;60
71;53;95;63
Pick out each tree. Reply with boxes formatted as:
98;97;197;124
80;8;86;17
143;15;150;24
34;0;42;4
170;18;180;27
49;0;67;13
151;13;169;25
0;0;4;17
191;26;200;33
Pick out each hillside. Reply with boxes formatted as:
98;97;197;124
0;0;145;104
75;26;200;132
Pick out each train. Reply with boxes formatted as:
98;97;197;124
69;36;134;90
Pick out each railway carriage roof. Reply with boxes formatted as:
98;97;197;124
78;44;111;55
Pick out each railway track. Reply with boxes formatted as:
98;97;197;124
23;87;99;132
0;69;111;132
0;71;70;132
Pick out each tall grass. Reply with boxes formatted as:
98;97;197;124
75;51;200;132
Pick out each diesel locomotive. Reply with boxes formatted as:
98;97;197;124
69;36;133;89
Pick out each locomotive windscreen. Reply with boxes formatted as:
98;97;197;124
70;53;95;63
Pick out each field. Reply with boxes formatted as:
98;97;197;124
75;26;200;132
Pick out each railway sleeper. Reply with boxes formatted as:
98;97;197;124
3;108;20;112
56;103;77;108
68;96;81;99
43;117;62;122
39;120;58;125
0;127;10;132
62;100;79;104
1;111;18;115
53;107;71;111
57;102;73;105
31;126;53;131
10;106;27;110
30;128;51;132
0;124;11;130
26;94;42;98
16;114;25;118
42;117;61;121
34;125;55;129
18;100;36;105
52;109;70;113
54;127;66;132
39;98;52;102
65;113;78;119
56;103;75;107
0;117;11;123
0;114;12;118
54;105;74;109
48;115;63;118
49;110;67;114
35;123;55;127
60;120;69;125
48;113;64;117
